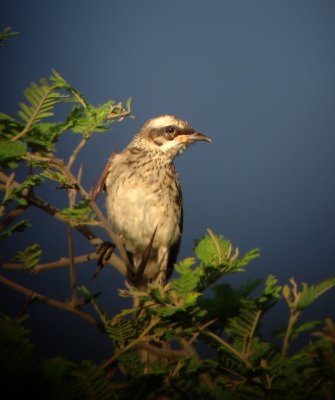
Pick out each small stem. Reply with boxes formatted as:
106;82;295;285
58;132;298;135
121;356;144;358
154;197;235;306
281;310;301;358
136;343;185;359
27;191;126;275
1;253;97;272
67;134;91;169
67;224;78;302
204;330;252;368
10;85;57;142
0;205;27;231
245;309;262;358
178;338;216;389
25;153;131;274
101;318;160;370
0;273;99;327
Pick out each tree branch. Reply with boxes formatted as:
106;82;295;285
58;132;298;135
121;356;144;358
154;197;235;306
67;224;78;303
24;153;132;276
0;169;127;276
0;273;100;327
101;317;160;370
136;342;186;359
0;205;27;230
203;330;252;368
67;134;92;169
1;252;97;272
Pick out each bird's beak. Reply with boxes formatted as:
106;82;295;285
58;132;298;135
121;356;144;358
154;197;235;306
187;132;212;143
175;131;212;144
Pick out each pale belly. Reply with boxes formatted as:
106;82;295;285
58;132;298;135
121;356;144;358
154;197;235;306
106;182;181;255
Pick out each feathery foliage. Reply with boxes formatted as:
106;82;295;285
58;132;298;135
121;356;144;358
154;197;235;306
0;26;19;46
0;63;334;399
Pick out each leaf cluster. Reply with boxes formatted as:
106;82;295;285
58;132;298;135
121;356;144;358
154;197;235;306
0;64;334;399
0;69;132;265
76;232;334;399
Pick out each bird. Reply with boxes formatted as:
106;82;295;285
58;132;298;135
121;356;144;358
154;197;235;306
103;114;211;287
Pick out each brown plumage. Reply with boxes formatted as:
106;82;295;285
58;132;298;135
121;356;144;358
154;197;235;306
104;115;211;286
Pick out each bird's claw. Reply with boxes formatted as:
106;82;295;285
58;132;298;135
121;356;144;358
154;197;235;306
92;242;116;280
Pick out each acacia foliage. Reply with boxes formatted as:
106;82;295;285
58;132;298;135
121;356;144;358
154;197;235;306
0;57;335;398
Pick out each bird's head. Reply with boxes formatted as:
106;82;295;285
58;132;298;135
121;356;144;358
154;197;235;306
130;115;211;159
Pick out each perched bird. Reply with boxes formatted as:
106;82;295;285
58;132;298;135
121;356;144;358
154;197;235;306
104;115;211;287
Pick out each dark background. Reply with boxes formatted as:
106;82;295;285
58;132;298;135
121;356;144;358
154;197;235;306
1;1;334;361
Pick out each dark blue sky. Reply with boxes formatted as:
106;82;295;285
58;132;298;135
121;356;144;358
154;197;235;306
1;1;335;360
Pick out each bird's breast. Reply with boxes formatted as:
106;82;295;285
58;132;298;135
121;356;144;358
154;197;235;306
106;163;182;253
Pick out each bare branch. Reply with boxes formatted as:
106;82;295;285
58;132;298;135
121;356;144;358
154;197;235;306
100;317;160;370
0;169;127;276
0;205;27;230
24;153;132;274
1;252;97;272
67;134;92;169
67;224;78;302
0;273;99;327
136;342;186;359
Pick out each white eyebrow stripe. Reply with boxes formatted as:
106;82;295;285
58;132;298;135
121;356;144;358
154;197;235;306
147;115;186;130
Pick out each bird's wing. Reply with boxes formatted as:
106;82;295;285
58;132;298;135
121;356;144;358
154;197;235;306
166;194;183;281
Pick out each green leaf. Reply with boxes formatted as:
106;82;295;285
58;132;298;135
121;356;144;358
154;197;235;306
257;274;282;308
275;320;322;340
0;141;27;163
61;200;97;224
0;112;25;140
16;76;67;137
71;360;117;400
0;27;19;47
198;282;255;328
118;350;144;376
225;300;262;353
26;122;69;152
0;313;35;386
195;232;231;266
235;247;260;268
126;97;132;110
106;319;134;347
40;356;75;389
78;286;108;324
50;69;89;107
3;174;44;206
41;169;71;185
297;277;335;310
0;220;31;240
171;257;200;294
13;244;42;269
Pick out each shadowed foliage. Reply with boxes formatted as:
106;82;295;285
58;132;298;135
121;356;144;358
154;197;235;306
0;32;334;398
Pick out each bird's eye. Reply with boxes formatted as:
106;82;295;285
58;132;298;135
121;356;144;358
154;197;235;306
166;126;175;134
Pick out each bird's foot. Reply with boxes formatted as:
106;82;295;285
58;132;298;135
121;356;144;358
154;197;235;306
92;242;116;280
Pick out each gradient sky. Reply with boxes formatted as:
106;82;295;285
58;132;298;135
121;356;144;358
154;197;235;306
1;1;335;360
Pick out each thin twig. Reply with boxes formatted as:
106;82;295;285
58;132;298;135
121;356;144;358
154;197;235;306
0;273;99;327
67;224;78;302
136;343;186;359
67;164;84;302
0;205;27;231
24;153;132;275
281;310;300;358
178;337;216;389
10;85;57;142
204;330;252;368
1;253;97;272
101;317;160;370
245;309;262;359
67;134;92;169
0;168;127;275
